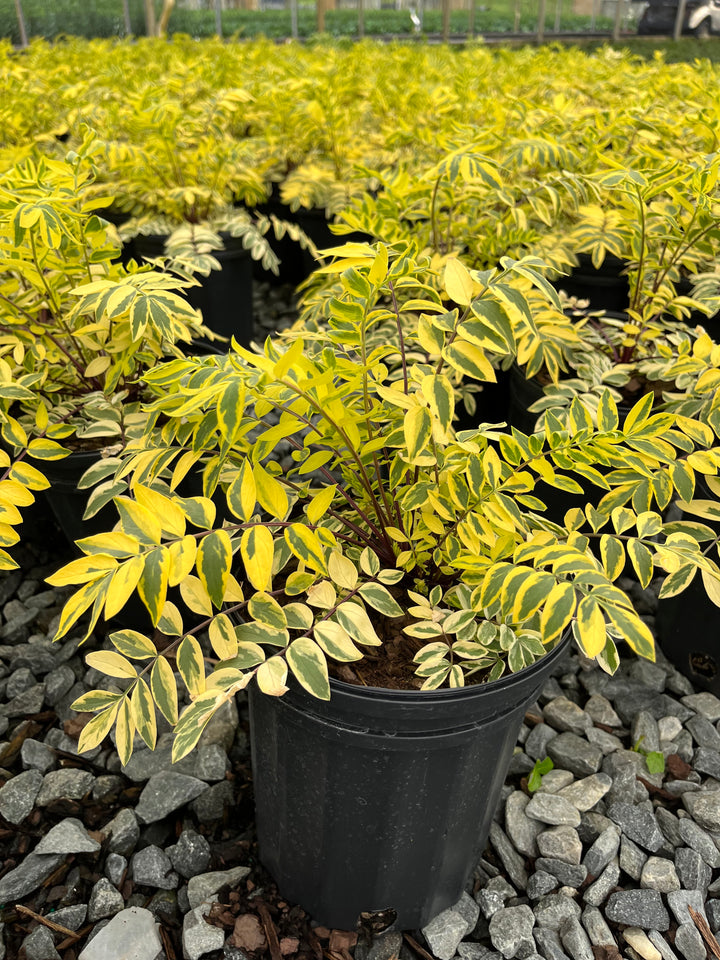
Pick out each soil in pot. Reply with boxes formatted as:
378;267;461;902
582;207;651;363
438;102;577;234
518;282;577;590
249;633;570;931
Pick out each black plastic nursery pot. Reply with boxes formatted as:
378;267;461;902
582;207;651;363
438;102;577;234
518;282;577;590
656;477;720;695
248;634;570;932
134;233;254;347
552;253;630;313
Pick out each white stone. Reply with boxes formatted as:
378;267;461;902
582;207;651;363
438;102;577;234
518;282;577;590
78;907;162;960
623;927;663;960
183;902;225;960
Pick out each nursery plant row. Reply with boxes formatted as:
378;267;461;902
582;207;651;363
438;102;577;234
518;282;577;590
1;36;720;929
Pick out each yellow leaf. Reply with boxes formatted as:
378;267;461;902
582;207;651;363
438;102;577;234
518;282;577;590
85;650;138;679
445;258;475;306
256;656;289;696
241;526;275;592
134;484;186;538
104;556;145;621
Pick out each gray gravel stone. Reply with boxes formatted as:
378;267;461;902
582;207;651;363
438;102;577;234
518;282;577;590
167;829;212;880
557;774;612;812
666;889;707;925
647;931;680;960
87;878;125;922
543;698;592;736
586;727;624;755
355;931;404;960
0;681;45;716
186;866;251;910
559;915;593;960
537;827;583;865
620;836;649;881
673;923;706;960
183;902;225;960
0;852;64;901
584;695;622;728
604;890;670;930
607;802;665;852
35;817;101;855
658;716;684;743
50;904;88;931
77;907;162;960
580;906;615;947
525;724;559;761
20;738;55;773
477;877;517;919
632;711;661;752
686;715;720;752
527;871;558;900
0;768;42;823
547;734;603;778
44;664;75;706
583;826;621;877
505;791;543;858
656;807;683;848
675;846;712;891
682;790;720;831
103;808;140;857
526;795;581;828
6;666;34;698
536;770;575;794
105;852;127;887
707;900;720;933
188;779;234;822
533;894;582;932
458;944;501;960
422;895;478;960
488;905;536;958
583;858;620;907
131;844;178;890
678;816;720;867
21;925;60;960
135;772;208;824
534;928;571;960
640;856;681;892
35;768;94;806
682;692;720;721
489;822;529;891
692;747;720;780
121;738;228;783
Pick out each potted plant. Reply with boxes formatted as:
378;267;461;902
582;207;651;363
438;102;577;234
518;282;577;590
94;87;314;342
0;133;210;559
47;241;720;930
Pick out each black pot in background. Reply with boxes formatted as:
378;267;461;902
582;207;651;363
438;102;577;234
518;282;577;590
253;193;371;288
552;253;629;313
249;633;570;931
134;233;254;348
657;477;720;695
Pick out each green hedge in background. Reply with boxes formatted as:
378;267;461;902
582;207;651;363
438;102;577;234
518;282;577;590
2;0;612;43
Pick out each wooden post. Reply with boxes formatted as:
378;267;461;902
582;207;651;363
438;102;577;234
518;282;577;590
144;0;156;35
157;0;175;34
358;0;365;37
15;0;28;46
536;0;546;42
612;0;623;40
215;0;223;35
317;0;325;32
590;0;598;30
121;0;132;34
553;0;561;31
442;0;450;40
514;0;521;32
468;0;475;35
673;0;687;39
290;0;299;36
